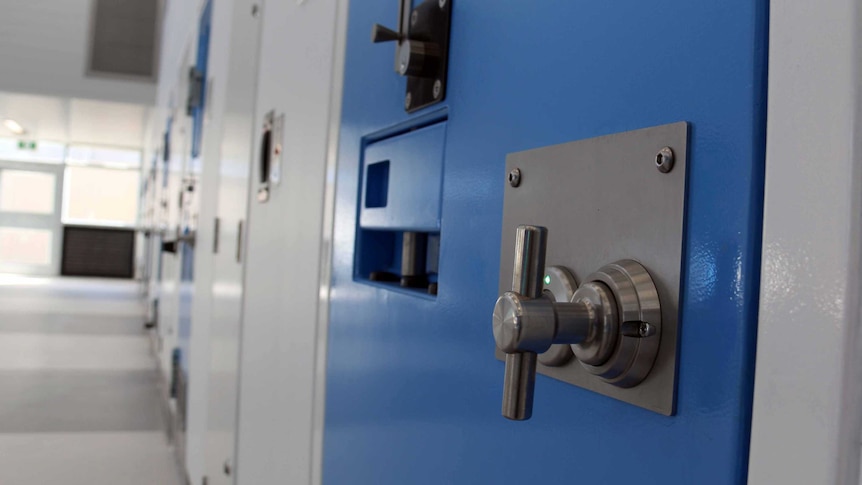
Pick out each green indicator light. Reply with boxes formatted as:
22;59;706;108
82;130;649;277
544;275;551;285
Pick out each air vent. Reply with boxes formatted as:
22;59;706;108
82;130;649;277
61;226;135;278
88;0;160;80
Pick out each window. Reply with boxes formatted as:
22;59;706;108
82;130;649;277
63;166;139;225
0;170;56;214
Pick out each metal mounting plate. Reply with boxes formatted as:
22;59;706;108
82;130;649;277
404;0;451;113
497;122;688;415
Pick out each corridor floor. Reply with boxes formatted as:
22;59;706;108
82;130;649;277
0;275;183;485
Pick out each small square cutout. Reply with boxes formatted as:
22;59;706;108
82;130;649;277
365;161;390;208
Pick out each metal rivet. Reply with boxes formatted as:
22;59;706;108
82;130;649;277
404;92;412;110
439;0;447;8
411;10;419;26
433;79;442;99
508;168;521;187
655;147;674;173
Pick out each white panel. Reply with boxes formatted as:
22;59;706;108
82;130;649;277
156;105;191;386
234;0;342;483
0;228;52;265
155;0;205;110
0;0;155;104
176;0;262;483
749;0;862;483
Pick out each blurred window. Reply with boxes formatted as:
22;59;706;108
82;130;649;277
0;170;56;214
63;166;139;225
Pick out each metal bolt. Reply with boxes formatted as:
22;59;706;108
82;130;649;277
433;79;443;99
655;146;674;173
439;0;447;8
411;10;418;26
405;92;413;110
251;4;259;17
508;168;521;187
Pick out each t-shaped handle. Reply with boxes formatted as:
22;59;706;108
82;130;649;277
493;226;661;420
498;225;546;420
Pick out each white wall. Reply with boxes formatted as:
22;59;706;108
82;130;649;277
748;0;862;483
0;0;155;104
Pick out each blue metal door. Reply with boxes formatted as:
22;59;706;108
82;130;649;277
324;1;768;483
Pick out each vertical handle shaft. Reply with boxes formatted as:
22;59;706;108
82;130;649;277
501;225;547;420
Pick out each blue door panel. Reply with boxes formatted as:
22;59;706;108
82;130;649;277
360;122;446;232
325;0;768;483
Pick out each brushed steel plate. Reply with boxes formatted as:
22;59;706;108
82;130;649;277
497;121;688;415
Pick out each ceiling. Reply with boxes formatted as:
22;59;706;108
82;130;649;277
0;0;156;105
0;91;151;148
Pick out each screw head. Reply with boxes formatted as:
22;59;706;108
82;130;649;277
433;79;443;99
639;322;656;338
251;4;259;16
411;10;418;26
439;0;447;8
404;92;412;110
508;168;521;187
655;147;675;173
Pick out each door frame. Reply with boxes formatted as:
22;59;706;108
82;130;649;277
0;160;65;276
749;0;862;482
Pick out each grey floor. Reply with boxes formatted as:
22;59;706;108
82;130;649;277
0;274;184;485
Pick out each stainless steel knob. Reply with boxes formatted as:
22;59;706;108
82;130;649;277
493;226;662;420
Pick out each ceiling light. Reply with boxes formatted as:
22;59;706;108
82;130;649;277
3;119;25;135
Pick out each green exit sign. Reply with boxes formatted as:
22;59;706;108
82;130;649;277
16;141;37;150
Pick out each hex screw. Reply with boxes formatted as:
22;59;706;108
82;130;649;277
638;322;656;337
405;92;413;110
655;147;674;173
508;168;521;187
621;321;656;338
433;79;443;99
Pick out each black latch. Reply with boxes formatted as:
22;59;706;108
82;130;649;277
186;66;205;116
372;0;452;113
161;240;178;254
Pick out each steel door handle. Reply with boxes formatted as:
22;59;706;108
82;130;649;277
493;225;662;420
495;225;546;420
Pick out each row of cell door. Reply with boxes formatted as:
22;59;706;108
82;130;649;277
0;162;64;276
148;0;773;483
